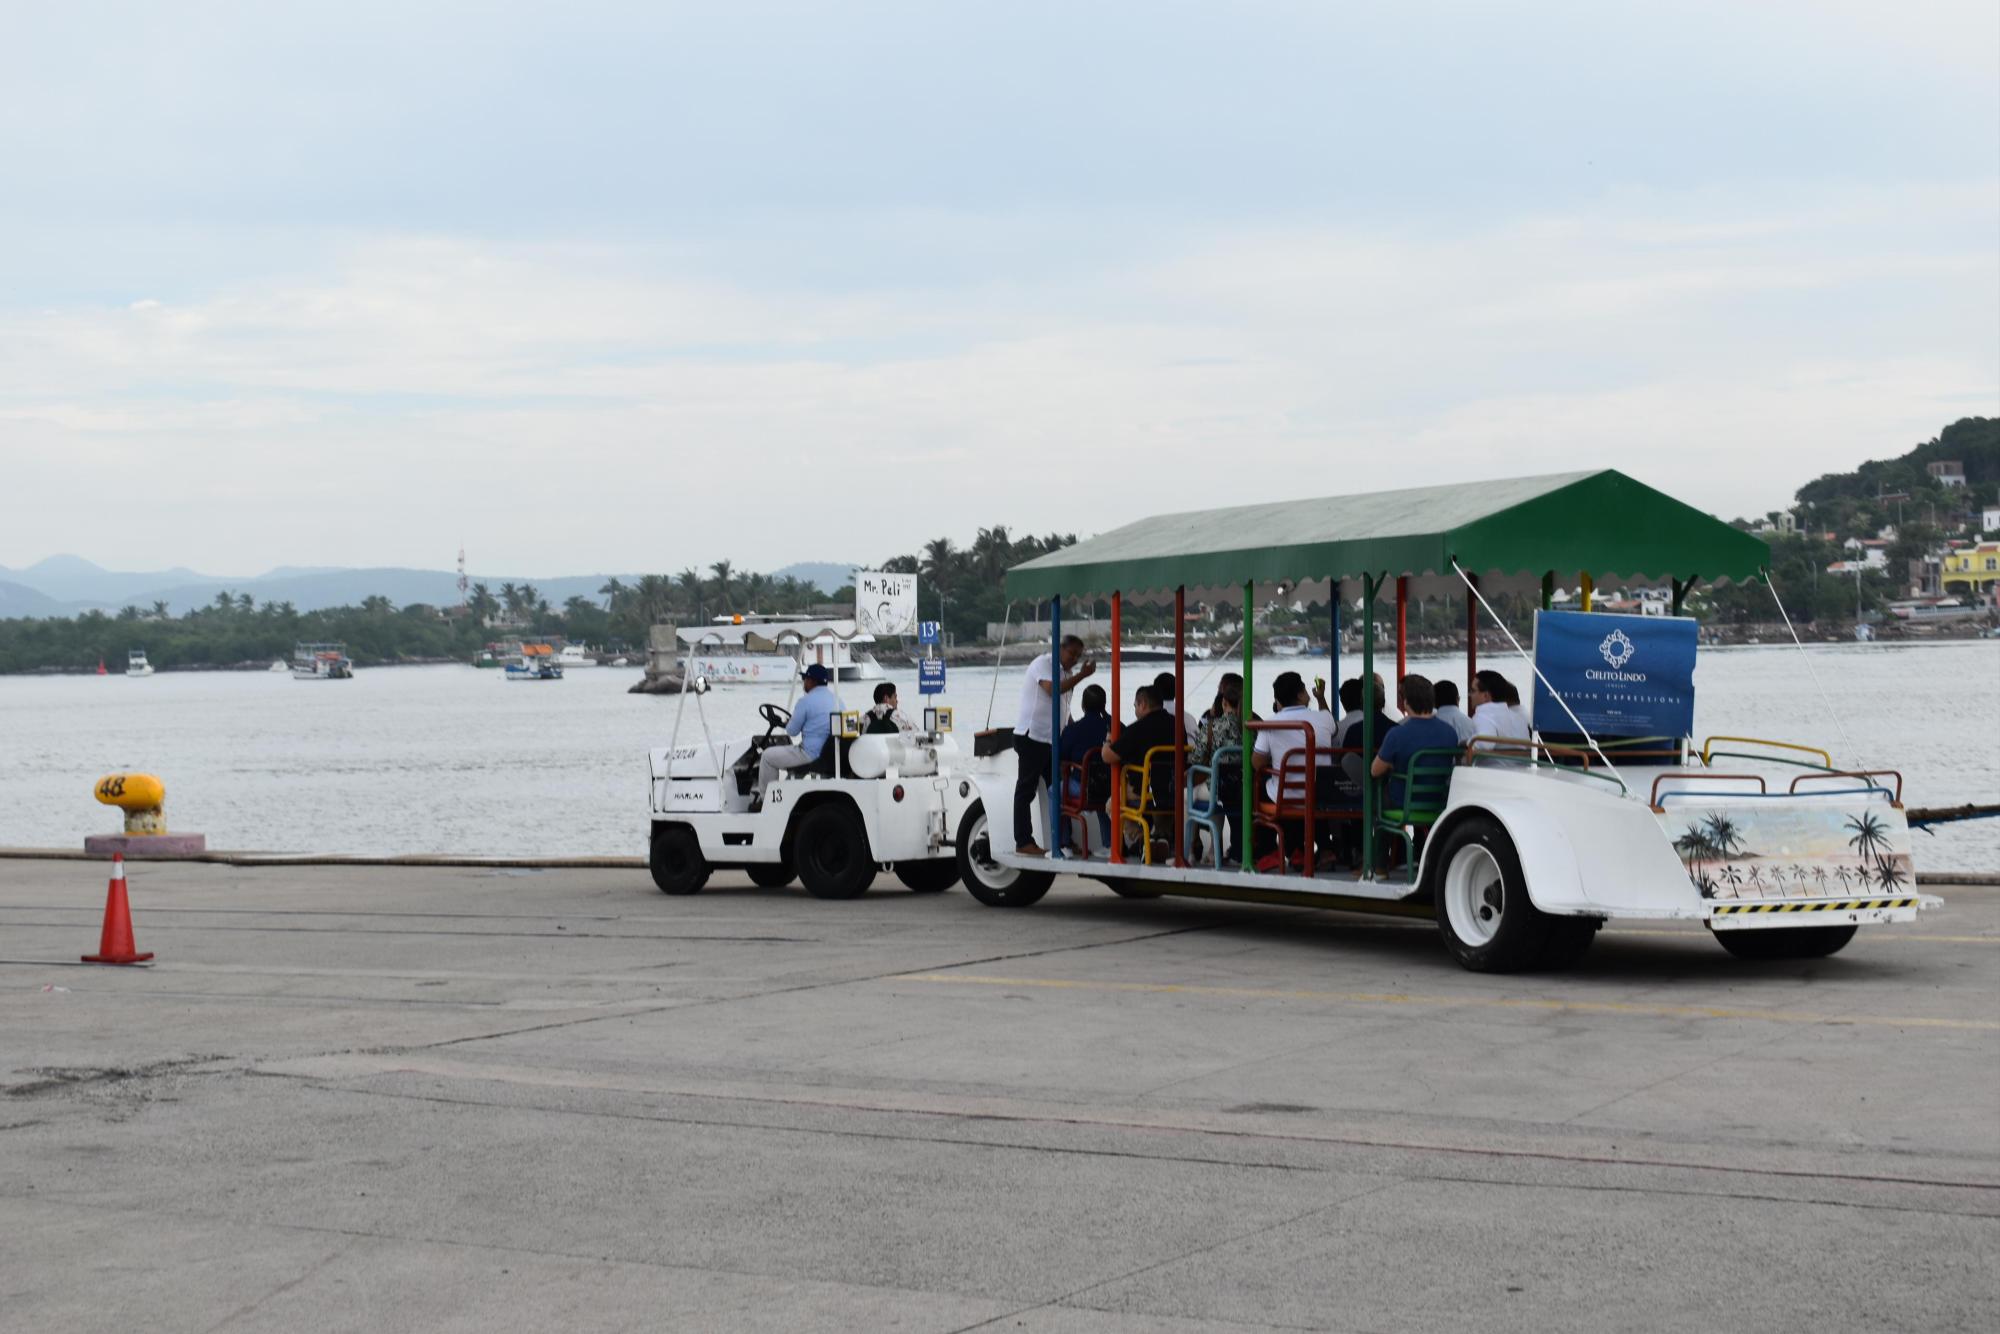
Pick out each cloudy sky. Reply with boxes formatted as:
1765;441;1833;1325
2;0;1995;576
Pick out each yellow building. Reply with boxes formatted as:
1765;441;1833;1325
1941;542;2000;597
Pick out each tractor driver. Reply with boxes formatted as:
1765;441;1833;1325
754;663;843;806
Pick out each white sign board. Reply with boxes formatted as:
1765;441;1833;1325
855;570;918;636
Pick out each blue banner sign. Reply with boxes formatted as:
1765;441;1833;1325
918;658;947;695
918;620;941;645
1531;610;1696;739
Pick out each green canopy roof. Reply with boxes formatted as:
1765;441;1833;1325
1005;470;1769;601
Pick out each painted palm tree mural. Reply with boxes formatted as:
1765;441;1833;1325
1664;801;1911;901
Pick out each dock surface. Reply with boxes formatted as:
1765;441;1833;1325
3;859;1996;1332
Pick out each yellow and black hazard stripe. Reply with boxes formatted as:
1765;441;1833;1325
1711;898;1918;916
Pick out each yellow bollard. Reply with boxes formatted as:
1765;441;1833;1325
94;773;169;835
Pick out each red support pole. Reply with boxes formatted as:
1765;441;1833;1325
1465;572;1479;697
1395;575;1408;687
1173;585;1187;867
1110;591;1123;865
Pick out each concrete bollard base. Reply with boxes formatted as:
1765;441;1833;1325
84;833;207;858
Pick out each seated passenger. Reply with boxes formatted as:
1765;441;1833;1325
1191;674;1246;863
1060;684;1114;845
1371;675;1460;812
1251;671;1337;802
754;664;843;804
1153;672;1198;741
864;681;915;734
1431;678;1479;746
1333;676;1398;796
1468;669;1533;754
1101;684;1178;797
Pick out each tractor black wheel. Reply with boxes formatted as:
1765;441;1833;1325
794;804;876;900
745;862;795;889
895;860;960;893
649;824;709;896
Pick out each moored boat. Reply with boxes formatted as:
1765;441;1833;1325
504;644;564;681
292;643;354;680
681;617;884;685
125;650;154;678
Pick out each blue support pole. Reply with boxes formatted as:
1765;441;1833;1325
1049;597;1062;860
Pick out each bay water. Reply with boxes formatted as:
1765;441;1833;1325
3;641;1995;872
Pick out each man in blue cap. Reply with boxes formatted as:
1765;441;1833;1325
755;663;844;804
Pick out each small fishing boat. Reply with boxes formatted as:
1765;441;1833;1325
125;650;154;678
1266;634;1310;657
505;644;564;681
292;643;354;680
556;644;599;669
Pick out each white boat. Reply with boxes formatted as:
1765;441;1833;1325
125;650;154;678
267;659;287;672
680;616;885;686
1267;634;1310;657
505;644;564;681
292;642;354;680
555;644;599;669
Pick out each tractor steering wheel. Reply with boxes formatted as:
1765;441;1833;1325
759;702;793;736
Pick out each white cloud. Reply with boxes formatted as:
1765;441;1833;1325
1;182;1994;572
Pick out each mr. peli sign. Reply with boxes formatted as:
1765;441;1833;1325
1531;609;1697;739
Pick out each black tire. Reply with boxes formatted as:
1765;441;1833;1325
894;860;959;893
793;803;876;900
1713;923;1858;960
956;802;1053;908
1101;878;1162;900
745;862;795;889
1539;917;1602;969
649;824;708;896
1430;813;1560;972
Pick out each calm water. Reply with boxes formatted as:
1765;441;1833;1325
3;643;1996;871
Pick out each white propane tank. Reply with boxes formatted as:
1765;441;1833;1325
847;734;940;779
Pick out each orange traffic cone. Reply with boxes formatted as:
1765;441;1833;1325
82;855;153;965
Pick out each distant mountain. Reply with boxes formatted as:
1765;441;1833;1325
0;555;221;606
1;555;866;618
0;580;70;618
772;561;858;595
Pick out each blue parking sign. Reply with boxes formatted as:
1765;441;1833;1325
918;621;941;645
918;658;946;695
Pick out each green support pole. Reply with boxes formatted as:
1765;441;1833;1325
1541;571;1554;612
1240;578;1254;873
1360;573;1378;881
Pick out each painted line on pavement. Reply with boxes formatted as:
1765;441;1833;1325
897;973;2000;1031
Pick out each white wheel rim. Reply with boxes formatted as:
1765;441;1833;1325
1445;845;1505;947
969;813;1019;889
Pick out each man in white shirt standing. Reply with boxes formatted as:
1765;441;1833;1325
1013;634;1094;855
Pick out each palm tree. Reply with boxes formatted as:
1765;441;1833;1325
1702;812;1745;860
116;604;140;621
213;590;235;613
709;560;735;613
1718;864;1744;896
633;574;671;626
519;583;540;613
598;577;626;611
468;583;498;625
677;567;705;622
1845;812;1888;865
150;600;170;620
499;582;522;615
236;592;255;613
1874;859;1908;891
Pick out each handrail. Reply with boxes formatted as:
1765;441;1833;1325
1700;735;1832;769
1650;771;1767;808
1704;750;1839;774
1791;770;1903;804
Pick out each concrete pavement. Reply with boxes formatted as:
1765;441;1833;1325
2;858;1996;1332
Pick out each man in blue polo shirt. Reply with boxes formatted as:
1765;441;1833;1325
1371;674;1459;811
755;664;843;804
